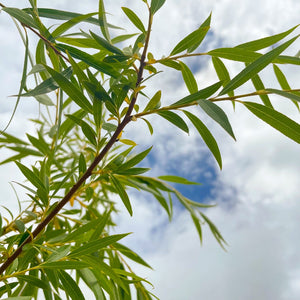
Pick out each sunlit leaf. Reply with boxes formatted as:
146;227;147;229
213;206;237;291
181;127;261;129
90;31;123;55
17;275;49;290
158;175;200;185
250;73;273;108
58;270;85;300
98;0;110;41
143;90;161;112
68;233;129;257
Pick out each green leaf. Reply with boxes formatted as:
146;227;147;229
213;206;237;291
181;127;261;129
170;26;210;56
116;147;152;171
143;90;161;112
66;114;97;146
243;101;300;144
113;243;152;269
191;212;202;244
187;13;211;53
141;118;153;135
121;7;146;33
265;88;300;103
236;25;299;51
46;245;71;262
52;12;98;37
208;47;261;63
250;73;273;108
58;270;85;300
24;8;121;29
44;65;92;113
197;99;236;140
56;44;119;78
98;0;111;41
184;111;222;169
42;261;90;269
111;33;138;44
17;275;49;290
15;162;46;191
90;31;123;55
171;81;223;107
179;61;198;94
157;111;189;133
21;67;73;97
68;233;129;257
110;175;133;216
150;0;166;14
2;7;38;29
158;175;200;185
159;59;181;70
211;57;233;97
2;297;33;300
220;35;299;96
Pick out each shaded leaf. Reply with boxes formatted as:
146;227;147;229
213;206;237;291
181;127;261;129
2;7;38;29
170;26;210;56
197;99;236;139
17;275;49;290
220;35;299;95
179;61;198;94
158;175;200;185
150;0;166;15
171;81;222;106
90;31;123;55
42;261;90;269
121;7;146;33
98;0;110;41
243;101;300;144
58;270;85;300
184;111;222;169
236;25;299;51
110;174;133;216
157;110;189;133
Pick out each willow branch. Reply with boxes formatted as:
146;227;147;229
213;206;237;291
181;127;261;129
0;6;154;276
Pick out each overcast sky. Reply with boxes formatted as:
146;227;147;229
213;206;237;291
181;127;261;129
0;1;300;299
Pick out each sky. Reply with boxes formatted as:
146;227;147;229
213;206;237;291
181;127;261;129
0;1;300;299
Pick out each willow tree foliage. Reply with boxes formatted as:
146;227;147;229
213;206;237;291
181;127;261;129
0;0;299;299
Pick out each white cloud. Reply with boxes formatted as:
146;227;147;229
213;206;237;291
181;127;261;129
0;0;300;299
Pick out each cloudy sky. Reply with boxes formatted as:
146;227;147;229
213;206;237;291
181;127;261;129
0;0;300;299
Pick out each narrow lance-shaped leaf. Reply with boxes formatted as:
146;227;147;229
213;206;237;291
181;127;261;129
116;147;152;171
188;13;211;53
157;110;189;133
158;175;200;185
170;25;210;56
150;0;166;15
90;31;123;55
56;43;120;78
68;233;129;257
23;8;121;29
171;81;222;107
184;110;222;169
197;99;236;140
143;90;161;112
59;270;85;300
179;61;198;94
250;73;273;108
98;0;111;41
243;101;300;144
110;174;133;216
236;25;299;51
265;89;300;103
121;7;146;33
219;35;299;96
211;57;233;97
2;7;38;29
44;65;92;113
52;12;98;38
